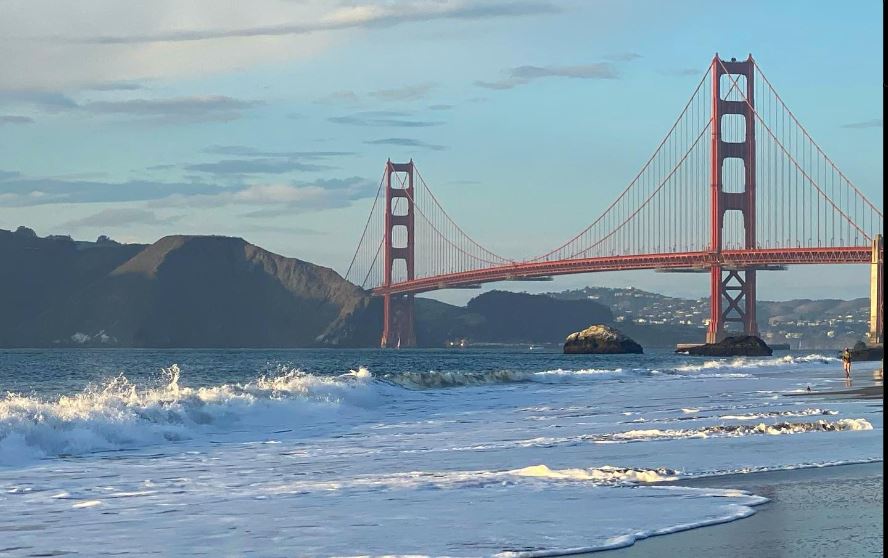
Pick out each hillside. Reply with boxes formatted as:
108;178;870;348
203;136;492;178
550;286;871;349
0;228;369;347
0;228;871;349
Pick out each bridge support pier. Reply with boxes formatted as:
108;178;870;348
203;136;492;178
381;160;417;348
707;266;758;343
868;234;883;345
707;54;759;343
381;293;416;348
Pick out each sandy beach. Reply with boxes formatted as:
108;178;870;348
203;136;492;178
596;461;883;558
593;363;884;558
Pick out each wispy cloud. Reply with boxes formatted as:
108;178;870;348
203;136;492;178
665;68;702;77
166;177;379;217
64;208;177;228
428;104;454;111
185;158;332;175
0;91;260;123
842;118;882;129
0;175;222;206
182;147;353;176
370;83;436;102
84;82;146;92
476;63;619;90
81;96;261;123
365;138;446;151
69;2;561;45
204;146;353;159
328;111;443;127
0;115;34;126
0;90;79;112
604;52;642;62
314;90;361;105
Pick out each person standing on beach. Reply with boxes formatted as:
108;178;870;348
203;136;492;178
841;347;852;385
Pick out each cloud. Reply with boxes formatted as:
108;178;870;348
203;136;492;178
428;104;454;111
69;2;561;45
0;91;260;123
0;1;560;90
0;175;223;206
0;90;79;112
370;83;436;102
604;52;642;62
365;138;446;151
64;208;176;228
80;96;261;123
0;115;34;125
842;118;882;129
204;146;353;159
178;147;354;176
84;82;145;91
315;90;361;105
475;63;619;90
165;177;379;217
329;111;443;127
666;68;702;77
240;178;378;216
185;158;332;175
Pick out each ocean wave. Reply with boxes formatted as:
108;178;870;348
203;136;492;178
382;369;534;388
445;418;873;452
611;418;872;441
0;365;379;464
382;368;626;389
264;463;679;495
674;353;839;372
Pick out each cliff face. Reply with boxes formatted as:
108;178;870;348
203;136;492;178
0;230;368;347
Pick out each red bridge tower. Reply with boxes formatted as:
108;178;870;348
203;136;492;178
708;55;759;343
381;160;417;348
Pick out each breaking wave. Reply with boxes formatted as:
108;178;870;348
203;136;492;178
264;463;679;495
609;418;872;441
673;354;839;372
0;364;380;464
0;354;867;463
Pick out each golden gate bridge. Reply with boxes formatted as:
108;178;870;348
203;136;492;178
346;55;884;348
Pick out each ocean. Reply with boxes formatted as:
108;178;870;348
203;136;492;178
0;348;882;557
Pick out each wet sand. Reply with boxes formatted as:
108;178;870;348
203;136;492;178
593;461;883;558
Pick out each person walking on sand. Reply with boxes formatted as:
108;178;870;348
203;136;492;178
841;347;852;385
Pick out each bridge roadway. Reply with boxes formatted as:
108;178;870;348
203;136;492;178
372;246;872;296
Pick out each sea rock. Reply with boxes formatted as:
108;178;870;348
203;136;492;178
850;341;884;362
680;335;772;357
563;324;643;354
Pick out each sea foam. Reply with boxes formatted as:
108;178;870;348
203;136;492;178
0;365;379;464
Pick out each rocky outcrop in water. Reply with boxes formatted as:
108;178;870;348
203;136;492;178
563;324;643;354
850;341;884;362
680;335;773;357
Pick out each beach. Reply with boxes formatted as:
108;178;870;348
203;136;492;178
597;368;884;558
598;462;883;558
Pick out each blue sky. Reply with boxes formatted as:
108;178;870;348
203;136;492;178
0;0;882;304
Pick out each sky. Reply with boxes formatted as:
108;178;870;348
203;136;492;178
0;0;883;305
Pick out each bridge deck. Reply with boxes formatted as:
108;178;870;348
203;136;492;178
372;246;873;296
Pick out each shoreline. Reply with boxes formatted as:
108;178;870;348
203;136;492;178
586;461;883;557
569;374;884;557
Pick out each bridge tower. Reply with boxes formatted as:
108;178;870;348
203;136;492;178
868;234;883;345
381;160;417;348
707;55;759;343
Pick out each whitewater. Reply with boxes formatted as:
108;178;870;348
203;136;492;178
0;348;882;557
